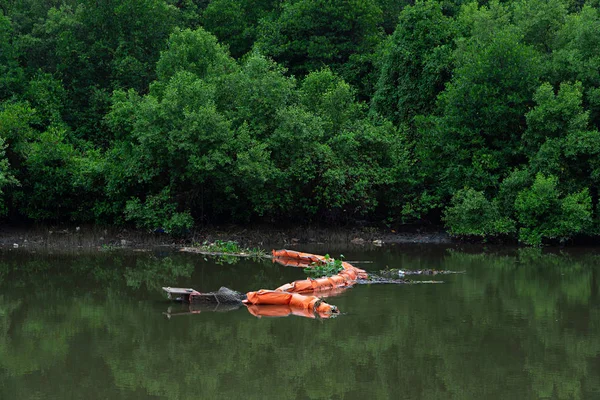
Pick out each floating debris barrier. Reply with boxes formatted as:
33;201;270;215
165;249;460;319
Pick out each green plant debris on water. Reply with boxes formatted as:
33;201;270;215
378;267;464;278
183;241;268;264
100;243;119;251
200;240;243;253
304;254;344;278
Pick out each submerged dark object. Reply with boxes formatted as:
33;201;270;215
162;286;246;304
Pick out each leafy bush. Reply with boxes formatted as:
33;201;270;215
155;27;236;84
0;137;17;215
514;174;592;245
124;188;193;236
443;188;515;238
496;169;532;217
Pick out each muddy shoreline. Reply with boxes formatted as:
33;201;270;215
0;223;452;250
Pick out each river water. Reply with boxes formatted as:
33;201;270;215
1;244;599;399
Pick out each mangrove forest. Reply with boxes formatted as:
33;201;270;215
2;0;600;245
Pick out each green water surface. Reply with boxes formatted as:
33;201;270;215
1;245;599;399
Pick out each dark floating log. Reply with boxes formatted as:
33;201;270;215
162;287;246;304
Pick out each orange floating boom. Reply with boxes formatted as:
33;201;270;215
170;249;448;319
243;290;338;316
270;249;368;294
271;249;328;264
239;249;373;317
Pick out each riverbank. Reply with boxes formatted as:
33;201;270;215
0;223;451;250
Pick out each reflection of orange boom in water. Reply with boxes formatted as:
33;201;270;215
247;304;315;319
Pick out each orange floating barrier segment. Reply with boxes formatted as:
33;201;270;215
275;279;314;293
272;249;327;264
311;285;352;298
272;249;369;278
243;290;338;316
289;292;320;310
274;276;352;294
342;261;368;279
339;268;357;280
244;290;315;308
272;257;313;268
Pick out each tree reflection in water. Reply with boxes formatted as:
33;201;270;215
0;247;599;399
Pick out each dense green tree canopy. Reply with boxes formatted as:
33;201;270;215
1;0;600;244
201;0;279;58
256;0;384;96
372;0;455;124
